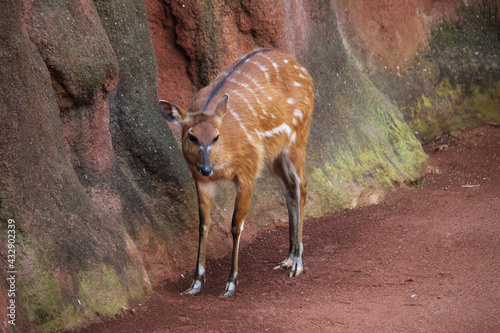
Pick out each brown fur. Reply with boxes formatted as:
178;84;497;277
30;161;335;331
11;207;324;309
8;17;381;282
160;49;314;296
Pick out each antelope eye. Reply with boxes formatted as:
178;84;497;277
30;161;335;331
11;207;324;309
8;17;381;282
188;133;198;143
213;135;220;143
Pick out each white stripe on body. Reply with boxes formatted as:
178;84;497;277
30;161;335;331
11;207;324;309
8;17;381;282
256;123;293;139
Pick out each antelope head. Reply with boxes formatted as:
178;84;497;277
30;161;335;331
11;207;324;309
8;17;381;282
159;94;228;177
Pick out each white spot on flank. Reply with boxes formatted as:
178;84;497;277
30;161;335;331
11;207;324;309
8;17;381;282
284;59;289;63
299;73;307;79
290;132;297;143
294;109;304;120
257;123;292;139
294;81;302;87
266;58;279;72
293;118;298;125
287;98;295;104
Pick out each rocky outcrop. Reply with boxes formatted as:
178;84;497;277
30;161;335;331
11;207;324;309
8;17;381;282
152;0;427;219
335;0;500;140
1;0;194;331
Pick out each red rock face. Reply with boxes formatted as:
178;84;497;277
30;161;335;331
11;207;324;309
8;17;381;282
25;0;119;175
147;0;313;106
334;0;462;69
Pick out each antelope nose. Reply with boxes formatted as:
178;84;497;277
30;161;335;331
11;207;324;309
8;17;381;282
199;165;213;177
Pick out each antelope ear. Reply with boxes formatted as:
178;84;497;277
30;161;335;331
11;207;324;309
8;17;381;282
213;94;229;118
159;100;186;127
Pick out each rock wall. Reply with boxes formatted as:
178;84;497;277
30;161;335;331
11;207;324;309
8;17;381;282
1;0;196;331
334;0;500;140
0;0;497;331
150;0;427;219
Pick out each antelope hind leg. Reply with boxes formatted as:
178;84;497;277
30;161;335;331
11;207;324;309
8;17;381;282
271;157;304;277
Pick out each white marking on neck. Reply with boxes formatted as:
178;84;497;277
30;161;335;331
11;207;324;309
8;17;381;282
287;98;295;104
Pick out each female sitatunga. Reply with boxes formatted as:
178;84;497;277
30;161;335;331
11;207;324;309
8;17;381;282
159;49;314;297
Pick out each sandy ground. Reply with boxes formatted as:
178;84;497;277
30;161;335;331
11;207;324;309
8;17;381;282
74;125;500;332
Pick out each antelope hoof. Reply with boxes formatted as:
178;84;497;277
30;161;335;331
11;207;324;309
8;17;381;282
274;256;303;277
181;280;202;296
220;281;236;298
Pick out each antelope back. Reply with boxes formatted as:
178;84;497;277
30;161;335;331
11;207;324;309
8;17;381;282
162;49;314;181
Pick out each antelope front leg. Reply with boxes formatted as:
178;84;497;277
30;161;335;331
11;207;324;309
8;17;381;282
183;181;216;295
220;182;253;297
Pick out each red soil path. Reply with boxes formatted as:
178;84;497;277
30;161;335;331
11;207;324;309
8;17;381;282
76;125;500;332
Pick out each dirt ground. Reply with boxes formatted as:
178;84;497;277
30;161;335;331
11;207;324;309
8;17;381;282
75;125;500;332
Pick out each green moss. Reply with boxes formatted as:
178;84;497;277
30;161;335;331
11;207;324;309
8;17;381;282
410;77;500;140
403;2;500;140
309;166;357;214
421;94;433;109
306;66;427;216
19;261;147;332
21;271;63;332
438;25;459;41
436;76;461;102
460;82;500;124
77;264;128;318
